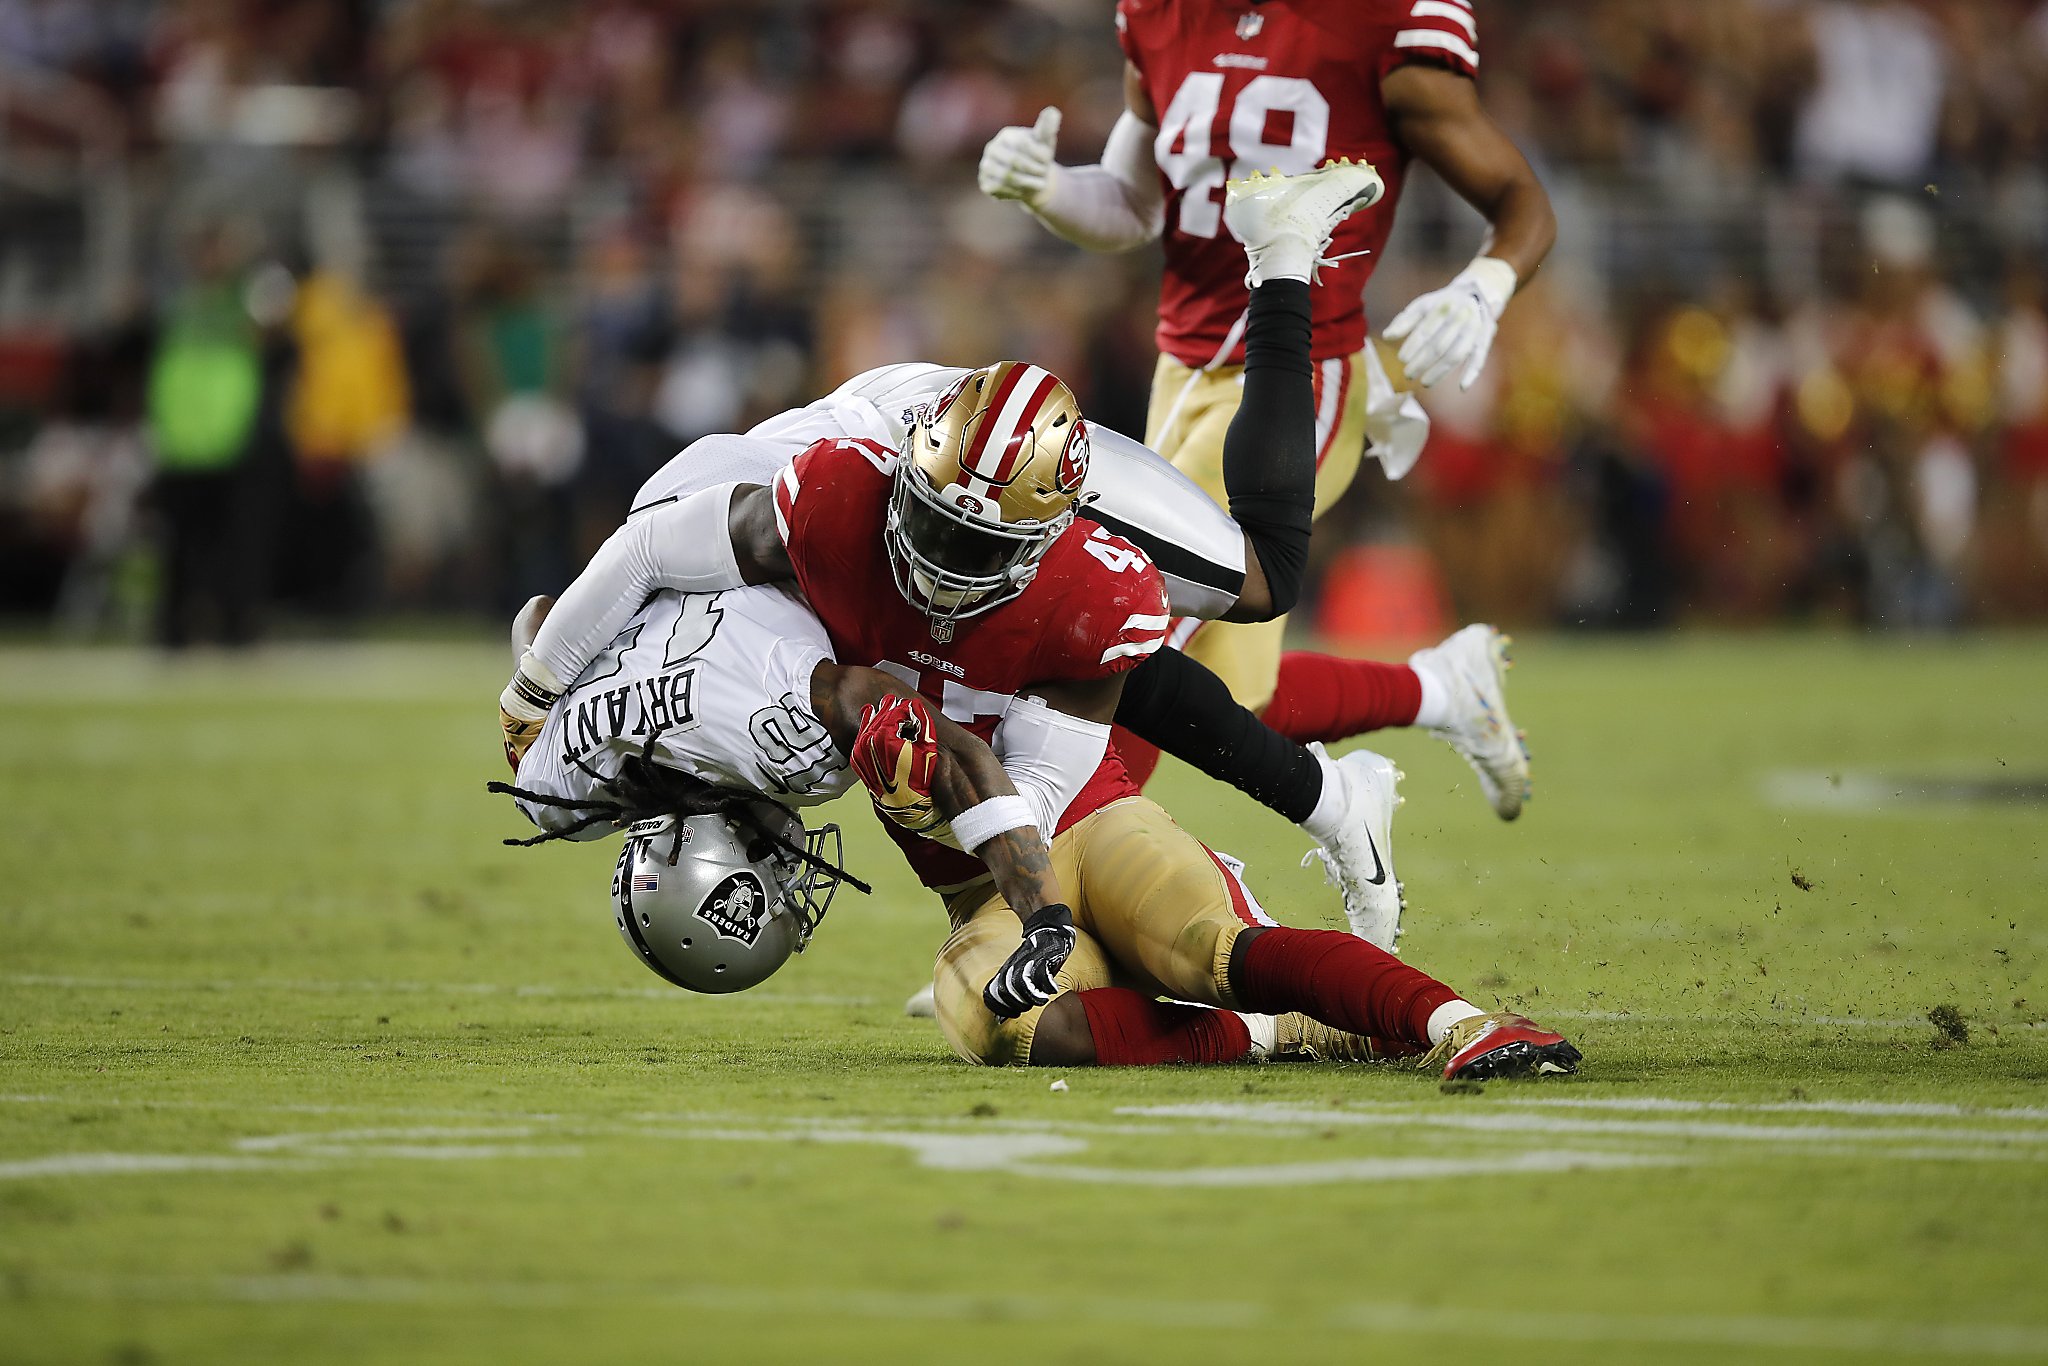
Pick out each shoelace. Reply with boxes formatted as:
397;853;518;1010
1310;246;1371;283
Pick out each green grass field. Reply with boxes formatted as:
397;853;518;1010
3;633;2045;1365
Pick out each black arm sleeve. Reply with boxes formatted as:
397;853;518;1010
1114;645;1323;824
1225;278;1317;618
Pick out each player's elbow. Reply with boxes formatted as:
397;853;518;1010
1106;183;1165;249
1513;174;1558;267
1227;501;1312;621
1132;201;1166;249
1486;169;1557;280
1256;552;1303;621
727;485;791;583
1221;555;1283;624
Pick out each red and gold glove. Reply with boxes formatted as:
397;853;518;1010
499;651;564;773
851;693;942;833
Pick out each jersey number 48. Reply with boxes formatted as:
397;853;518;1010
1154;73;1330;240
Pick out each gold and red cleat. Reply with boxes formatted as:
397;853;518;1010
1422;1012;1582;1081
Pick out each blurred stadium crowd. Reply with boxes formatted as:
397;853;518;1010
3;0;2047;645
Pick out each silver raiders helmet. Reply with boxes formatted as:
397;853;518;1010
610;804;846;993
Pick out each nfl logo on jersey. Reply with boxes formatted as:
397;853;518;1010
1235;11;1263;40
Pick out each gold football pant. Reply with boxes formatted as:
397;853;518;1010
932;797;1271;1066
1144;349;1372;713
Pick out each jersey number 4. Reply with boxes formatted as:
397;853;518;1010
578;593;727;693
1155;73;1330;240
1080;526;1146;574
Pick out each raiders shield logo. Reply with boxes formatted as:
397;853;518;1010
695;871;770;946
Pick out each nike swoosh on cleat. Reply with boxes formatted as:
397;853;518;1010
1362;827;1386;885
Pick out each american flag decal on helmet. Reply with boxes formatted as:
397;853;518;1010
632;874;660;893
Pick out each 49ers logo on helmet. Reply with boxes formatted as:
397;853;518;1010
1056;420;1091;492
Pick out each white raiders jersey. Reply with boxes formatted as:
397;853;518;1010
513;583;852;839
630;363;1249;622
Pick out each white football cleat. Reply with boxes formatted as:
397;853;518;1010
1302;743;1405;951
1223;160;1385;286
904;982;937;1018
1410;623;1531;822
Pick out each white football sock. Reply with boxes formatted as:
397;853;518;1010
1300;747;1347;843
1426;999;1487;1046
1412;660;1454;730
1236;1012;1278;1061
1244;236;1316;287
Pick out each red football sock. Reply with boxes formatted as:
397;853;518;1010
1077;988;1254;1065
1231;927;1459;1046
1261;653;1422;743
1110;724;1163;791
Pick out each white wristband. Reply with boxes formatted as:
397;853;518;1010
1462;256;1518;320
501;651;567;721
949;795;1038;854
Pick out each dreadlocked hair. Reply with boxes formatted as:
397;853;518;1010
488;732;871;895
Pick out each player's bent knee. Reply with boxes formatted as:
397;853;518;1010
933;974;1040;1067
1080;805;1252;1005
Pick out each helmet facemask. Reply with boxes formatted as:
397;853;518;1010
884;464;1070;633
735;800;846;950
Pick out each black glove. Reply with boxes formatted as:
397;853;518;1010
982;904;1077;1020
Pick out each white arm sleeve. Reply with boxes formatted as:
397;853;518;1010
991;694;1114;836
1027;112;1164;253
528;482;744;687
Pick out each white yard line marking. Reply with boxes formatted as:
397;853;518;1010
1762;768;2048;814
1013;1150;1684;1187
0;1153;297;1180
10;1095;2042;1192
25;1273;2048;1357
230;1126;582;1161
1118;1103;2048;1149
1502;1096;2048;1122
658;1126;1090;1171
233;1125;543;1151
1326;1300;2048;1359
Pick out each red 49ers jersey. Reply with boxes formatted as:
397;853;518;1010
772;436;1172;891
1116;0;1481;367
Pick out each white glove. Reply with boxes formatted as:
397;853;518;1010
978;107;1061;206
1383;256;1518;391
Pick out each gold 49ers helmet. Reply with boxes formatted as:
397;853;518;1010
886;361;1093;636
